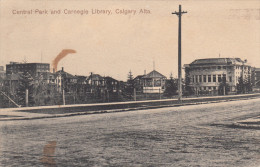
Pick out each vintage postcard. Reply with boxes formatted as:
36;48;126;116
0;0;259;166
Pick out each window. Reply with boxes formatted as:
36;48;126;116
208;75;211;82
218;66;221;70
203;75;207;82
223;74;226;82
199;75;202;82
229;76;232;82
195;75;198;83
218;75;222;82
192;76;194;83
213;75;216;82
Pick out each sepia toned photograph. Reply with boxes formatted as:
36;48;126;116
0;0;259;166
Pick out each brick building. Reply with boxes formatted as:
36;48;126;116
6;62;50;77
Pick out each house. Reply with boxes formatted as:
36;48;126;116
87;73;105;87
75;75;88;94
104;76;120;93
55;67;77;93
142;70;167;93
132;75;145;92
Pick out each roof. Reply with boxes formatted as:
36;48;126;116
104;76;118;82
55;70;76;79
143;70;166;79
87;74;104;81
190;58;247;66
76;75;87;82
133;75;145;80
7;62;50;66
254;68;260;72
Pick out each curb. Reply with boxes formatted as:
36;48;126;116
0;96;258;121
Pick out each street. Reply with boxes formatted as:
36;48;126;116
0;98;260;167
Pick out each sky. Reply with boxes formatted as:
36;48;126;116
0;0;259;81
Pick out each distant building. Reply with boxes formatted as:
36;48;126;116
6;62;50;77
3;73;20;95
86;74;121;93
87;73;105;87
0;66;5;79
104;76;121;93
252;68;260;90
133;75;145;92
142;70;167;93
0;66;5;87
184;58;252;95
75;75;88;94
55;67;77;93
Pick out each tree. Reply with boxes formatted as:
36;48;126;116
245;77;253;92
237;76;244;94
125;71;135;95
184;68;194;96
236;76;252;94
218;79;230;95
32;74;61;106
17;72;34;106
164;77;178;97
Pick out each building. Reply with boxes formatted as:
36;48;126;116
87;73;105;87
133;75;145;92
3;73;20;95
0;66;5;79
142;70;167;93
75;75;88;94
252;68;260;90
104;76;121;93
55;67;77;93
0;66;5;88
6;62;50;77
184;58;252;95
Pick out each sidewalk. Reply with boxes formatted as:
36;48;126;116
1;93;260;121
0;110;54;121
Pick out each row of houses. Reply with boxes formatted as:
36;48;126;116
0;62;168;97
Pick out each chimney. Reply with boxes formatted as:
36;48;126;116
62;67;64;72
144;70;146;75
53;68;55;73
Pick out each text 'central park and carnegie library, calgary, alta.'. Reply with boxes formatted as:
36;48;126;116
12;8;151;16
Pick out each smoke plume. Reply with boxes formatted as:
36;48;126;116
52;49;76;72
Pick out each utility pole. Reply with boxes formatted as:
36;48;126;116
172;5;187;101
62;89;66;105
133;88;136;101
25;89;29;107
